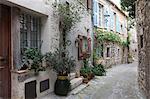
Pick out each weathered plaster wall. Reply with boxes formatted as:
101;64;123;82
62;0;93;71
11;69;57;99
8;0;93;98
137;0;150;98
10;1;59;98
6;0;48;15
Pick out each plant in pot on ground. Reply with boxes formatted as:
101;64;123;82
45;48;75;96
48;1;85;96
80;59;94;83
92;64;106;76
21;48;45;74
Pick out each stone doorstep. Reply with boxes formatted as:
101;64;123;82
70;83;89;95
69;73;76;80
70;77;83;90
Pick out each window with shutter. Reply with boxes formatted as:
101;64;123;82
104;6;110;29
98;3;103;27
20;13;41;56
93;0;99;27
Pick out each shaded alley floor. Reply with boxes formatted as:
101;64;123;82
41;62;145;99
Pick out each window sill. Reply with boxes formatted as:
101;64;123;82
11;69;29;74
105;57;111;59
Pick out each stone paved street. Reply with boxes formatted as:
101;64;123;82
41;62;145;99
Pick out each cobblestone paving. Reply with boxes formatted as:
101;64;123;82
41;62;145;99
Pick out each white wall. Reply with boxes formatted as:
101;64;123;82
9;0;93;98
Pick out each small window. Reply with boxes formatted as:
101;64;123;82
106;47;110;57
118;49;120;56
20;13;41;56
140;35;143;48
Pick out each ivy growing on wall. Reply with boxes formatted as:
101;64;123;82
96;29;130;47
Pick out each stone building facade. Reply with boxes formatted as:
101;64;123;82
0;0;93;99
93;0;128;68
129;26;138;61
136;0;150;98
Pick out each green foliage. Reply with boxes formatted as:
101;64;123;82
55;3;83;33
45;48;75;76
121;0;136;19
93;51;99;60
53;2;84;50
92;64;106;76
80;64;106;77
96;30;130;47
122;40;128;47
22;48;45;72
97;30;122;44
80;66;92;77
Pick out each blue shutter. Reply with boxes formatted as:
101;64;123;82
108;8;111;30
108;9;113;30
104;6;107;28
97;1;99;26
116;14;120;33
110;10;114;30
104;6;109;29
93;0;97;26
93;0;99;27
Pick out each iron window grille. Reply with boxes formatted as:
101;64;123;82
20;13;42;56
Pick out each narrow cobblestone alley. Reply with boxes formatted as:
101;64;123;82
41;62;145;99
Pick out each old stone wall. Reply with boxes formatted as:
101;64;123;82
136;0;150;98
96;41;128;68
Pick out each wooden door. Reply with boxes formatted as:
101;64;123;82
0;5;11;99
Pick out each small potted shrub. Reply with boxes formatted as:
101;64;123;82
45;48;75;96
21;48;45;74
92;64;106;76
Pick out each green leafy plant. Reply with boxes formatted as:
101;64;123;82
80;66;92;78
45;48;75;76
96;30;122;44
22;48;45;73
45;48;75;96
53;2;85;50
92;64;106;76
96;29;130;47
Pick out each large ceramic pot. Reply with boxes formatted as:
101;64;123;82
54;76;70;96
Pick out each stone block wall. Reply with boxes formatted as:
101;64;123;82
97;41;128;68
136;0;150;98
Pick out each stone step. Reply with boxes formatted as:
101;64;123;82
70;83;89;95
69;73;76;80
70;77;83;90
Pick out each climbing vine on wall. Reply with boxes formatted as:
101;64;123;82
96;29;130;47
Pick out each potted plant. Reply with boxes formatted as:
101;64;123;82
48;1;84;95
92;64;106;76
21;48;45;75
45;48;75;96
